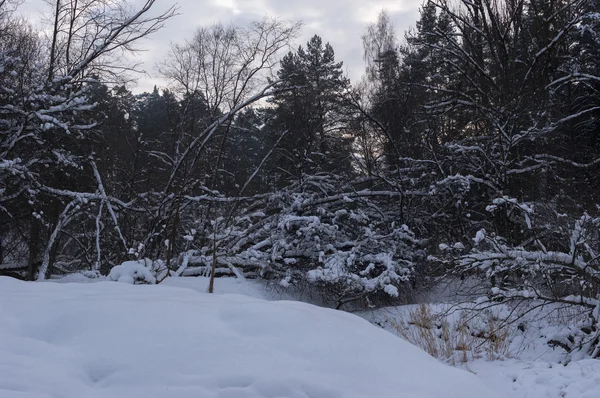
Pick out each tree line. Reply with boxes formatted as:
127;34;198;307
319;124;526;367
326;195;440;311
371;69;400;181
1;0;600;358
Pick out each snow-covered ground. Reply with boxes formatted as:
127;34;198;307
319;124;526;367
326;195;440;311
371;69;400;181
0;276;497;398
162;274;272;299
473;359;600;398
5;274;600;397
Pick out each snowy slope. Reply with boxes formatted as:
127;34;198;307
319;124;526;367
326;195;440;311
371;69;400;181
0;277;499;398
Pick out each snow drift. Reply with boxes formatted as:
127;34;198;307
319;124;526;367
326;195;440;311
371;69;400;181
0;277;499;398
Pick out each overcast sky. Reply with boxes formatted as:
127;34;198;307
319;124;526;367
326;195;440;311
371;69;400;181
18;0;421;93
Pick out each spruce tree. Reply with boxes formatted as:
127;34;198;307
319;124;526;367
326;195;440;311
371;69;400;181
269;35;352;186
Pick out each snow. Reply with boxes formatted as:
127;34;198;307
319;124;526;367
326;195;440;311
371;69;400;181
107;260;157;284
384;283;399;297
471;359;600;398
11;274;600;398
161;275;271;299
0;277;498;398
49;270;102;283
473;229;486;245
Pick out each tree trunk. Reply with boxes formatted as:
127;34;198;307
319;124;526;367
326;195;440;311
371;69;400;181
26;219;41;281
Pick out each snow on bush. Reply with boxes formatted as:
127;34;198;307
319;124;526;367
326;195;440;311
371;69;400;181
179;175;425;308
108;260;157;284
454;202;600;359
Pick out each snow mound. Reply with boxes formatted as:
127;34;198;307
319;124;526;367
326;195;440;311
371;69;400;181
108;260;156;284
0;277;499;398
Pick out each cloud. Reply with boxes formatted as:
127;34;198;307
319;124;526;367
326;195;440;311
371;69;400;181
19;0;421;93
131;0;421;92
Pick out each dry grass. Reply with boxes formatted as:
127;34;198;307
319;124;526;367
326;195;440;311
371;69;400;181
390;304;512;364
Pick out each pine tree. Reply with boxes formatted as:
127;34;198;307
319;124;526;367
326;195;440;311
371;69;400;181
269;35;352;186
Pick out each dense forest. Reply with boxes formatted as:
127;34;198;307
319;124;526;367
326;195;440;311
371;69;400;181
1;0;600;357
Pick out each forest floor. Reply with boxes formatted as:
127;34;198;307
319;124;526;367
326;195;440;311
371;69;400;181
1;275;599;397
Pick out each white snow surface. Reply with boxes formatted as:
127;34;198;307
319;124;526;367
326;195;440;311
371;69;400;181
0;277;498;398
161;275;270;299
472;359;600;398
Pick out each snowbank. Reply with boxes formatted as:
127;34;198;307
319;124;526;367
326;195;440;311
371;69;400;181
0;277;499;398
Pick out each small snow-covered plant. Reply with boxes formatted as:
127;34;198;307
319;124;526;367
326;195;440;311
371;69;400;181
108;259;160;284
457;201;600;359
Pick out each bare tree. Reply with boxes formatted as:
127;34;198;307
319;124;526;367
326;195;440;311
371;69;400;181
44;0;177;84
161;18;301;113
